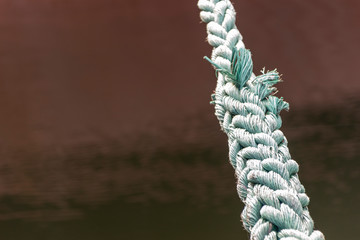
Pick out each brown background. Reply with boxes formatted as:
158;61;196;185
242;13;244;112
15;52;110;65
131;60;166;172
0;0;359;240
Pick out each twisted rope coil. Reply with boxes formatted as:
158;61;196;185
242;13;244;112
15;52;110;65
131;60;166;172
197;1;325;239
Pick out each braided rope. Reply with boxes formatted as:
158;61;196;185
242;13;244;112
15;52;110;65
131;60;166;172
197;1;325;239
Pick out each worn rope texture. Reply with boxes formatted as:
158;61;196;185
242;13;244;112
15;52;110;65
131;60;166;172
198;0;325;239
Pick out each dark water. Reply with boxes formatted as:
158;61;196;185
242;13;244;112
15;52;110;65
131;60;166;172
0;103;358;240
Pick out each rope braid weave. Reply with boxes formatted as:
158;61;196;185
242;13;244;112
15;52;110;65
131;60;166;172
197;1;325;239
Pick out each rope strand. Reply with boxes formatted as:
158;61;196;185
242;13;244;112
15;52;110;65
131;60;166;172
197;1;325;239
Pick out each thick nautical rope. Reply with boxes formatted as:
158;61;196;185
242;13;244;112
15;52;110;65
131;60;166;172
198;1;325;239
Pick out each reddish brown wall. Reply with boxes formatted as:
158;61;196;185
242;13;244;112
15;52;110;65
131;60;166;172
0;0;359;151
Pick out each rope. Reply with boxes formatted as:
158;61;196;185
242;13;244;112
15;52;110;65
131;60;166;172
197;1;325;239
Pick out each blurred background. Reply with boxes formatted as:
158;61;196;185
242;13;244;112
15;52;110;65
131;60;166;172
0;0;359;239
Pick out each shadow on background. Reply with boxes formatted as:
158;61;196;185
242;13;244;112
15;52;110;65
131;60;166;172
0;103;359;240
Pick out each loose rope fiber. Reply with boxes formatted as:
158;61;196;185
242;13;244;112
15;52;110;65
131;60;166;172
197;1;325;239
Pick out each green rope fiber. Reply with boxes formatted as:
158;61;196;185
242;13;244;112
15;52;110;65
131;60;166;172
197;1;325;239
